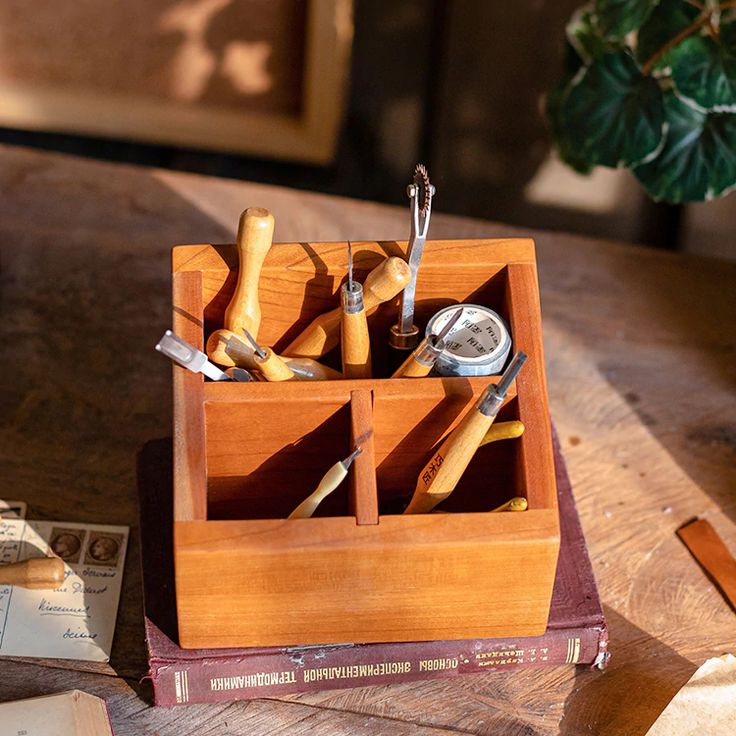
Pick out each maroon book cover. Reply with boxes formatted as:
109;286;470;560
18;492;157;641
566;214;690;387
138;429;608;707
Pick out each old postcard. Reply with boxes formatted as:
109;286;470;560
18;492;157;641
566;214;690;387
0;519;128;662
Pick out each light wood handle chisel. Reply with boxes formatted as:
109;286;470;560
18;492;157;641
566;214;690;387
341;242;372;378
242;329;297;382
224;207;275;338
392;306;463;378
288;448;362;519
206;328;342;380
283;255;411;359
404;352;528;514
0;557;65;589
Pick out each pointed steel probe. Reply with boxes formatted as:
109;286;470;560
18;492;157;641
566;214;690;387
389;164;435;354
392;306;463;378
404;351;528;514
288;447;363;519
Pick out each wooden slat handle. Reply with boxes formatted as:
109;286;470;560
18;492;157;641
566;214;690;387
283;256;411;359
224;208;275;338
341;309;372;379
405;409;495;514
0;557;65;589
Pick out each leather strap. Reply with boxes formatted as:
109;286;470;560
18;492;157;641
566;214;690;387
677;518;736;612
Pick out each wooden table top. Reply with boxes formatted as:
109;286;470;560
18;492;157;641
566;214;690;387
1;143;734;735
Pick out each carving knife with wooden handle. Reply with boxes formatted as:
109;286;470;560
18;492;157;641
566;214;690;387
404;352;528;514
206;328;343;380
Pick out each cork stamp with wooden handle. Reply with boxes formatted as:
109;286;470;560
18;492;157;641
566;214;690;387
224;207;275;338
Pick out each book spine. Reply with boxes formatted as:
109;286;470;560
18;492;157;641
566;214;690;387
150;625;608;706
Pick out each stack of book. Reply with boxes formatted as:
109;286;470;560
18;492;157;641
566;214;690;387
137;431;607;707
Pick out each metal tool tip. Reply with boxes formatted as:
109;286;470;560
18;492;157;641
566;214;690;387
496;351;528;397
347;241;353;288
242;328;266;359
343;447;362;469
436;307;464;342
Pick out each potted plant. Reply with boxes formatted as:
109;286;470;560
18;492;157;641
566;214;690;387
548;0;736;203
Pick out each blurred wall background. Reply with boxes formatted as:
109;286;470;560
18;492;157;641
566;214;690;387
0;0;731;257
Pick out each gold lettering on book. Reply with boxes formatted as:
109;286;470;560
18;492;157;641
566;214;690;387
418;658;458;672
303;661;412;683
210;670;296;691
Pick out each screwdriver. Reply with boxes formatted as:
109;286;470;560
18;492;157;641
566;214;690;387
206;328;343;380
156;330;251;381
282;255;411;360
404;351;528;514
242;328;297;382
0;557;65;589
340;242;372;379
288;448;362;519
224;207;275;338
391;307;463;378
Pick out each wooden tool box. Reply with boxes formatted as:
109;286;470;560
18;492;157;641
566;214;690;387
171;238;559;649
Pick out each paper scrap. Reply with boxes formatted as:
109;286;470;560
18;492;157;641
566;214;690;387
645;653;736;735
0;500;27;519
0;519;128;662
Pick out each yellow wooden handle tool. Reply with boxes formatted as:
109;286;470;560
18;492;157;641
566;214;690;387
207;328;342;380
0;557;65;589
392;307;464;378
404;352;528;514
340;243;372;379
491;497;528;512
480;420;525;446
288;448;362;519
283;255;411;360
242;328;297;382
224;207;275;338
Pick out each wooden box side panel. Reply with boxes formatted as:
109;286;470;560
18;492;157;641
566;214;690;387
505;263;556;512
172;270;207;522
175;510;559;648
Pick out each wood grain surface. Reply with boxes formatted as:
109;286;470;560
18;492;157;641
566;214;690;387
1;143;735;734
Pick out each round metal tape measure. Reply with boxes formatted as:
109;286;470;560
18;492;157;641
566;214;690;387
426;304;511;377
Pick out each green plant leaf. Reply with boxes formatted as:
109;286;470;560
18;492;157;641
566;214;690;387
636;0;700;70
567;5;609;63
633;91;736;202
547;77;595;174
595;0;659;39
556;51;665;168
669;21;736;111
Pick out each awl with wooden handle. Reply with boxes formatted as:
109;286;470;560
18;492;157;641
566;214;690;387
0;557;65;589
288;448;362;519
224;207;275;338
404;352;528;514
341;242;372;378
392;306;463;378
283;255;411;360
242;329;297;382
206;328;342;380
